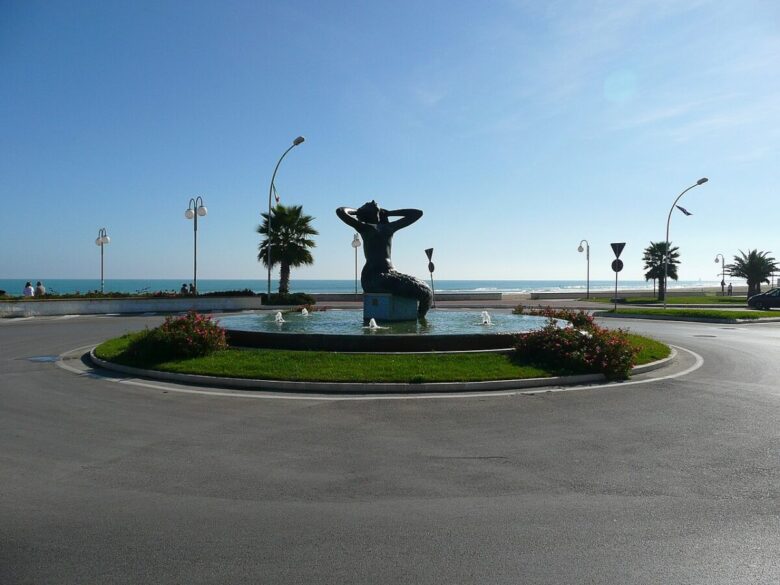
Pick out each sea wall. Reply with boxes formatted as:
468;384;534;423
0;296;265;318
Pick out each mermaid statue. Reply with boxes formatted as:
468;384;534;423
337;201;433;319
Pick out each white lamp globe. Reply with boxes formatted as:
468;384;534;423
197;205;207;217
578;245;584;253
102;236;110;245
95;237;102;246
185;208;195;219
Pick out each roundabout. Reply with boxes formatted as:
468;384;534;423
1;312;778;584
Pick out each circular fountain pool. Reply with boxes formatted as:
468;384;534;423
218;309;564;353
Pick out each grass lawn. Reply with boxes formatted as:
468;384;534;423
602;308;776;320
94;331;670;383
587;295;747;305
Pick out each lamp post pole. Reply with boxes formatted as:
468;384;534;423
351;233;362;300
578;239;590;299
715;253;725;295
267;136;305;297
95;228;110;294
663;178;708;309
185;196;208;295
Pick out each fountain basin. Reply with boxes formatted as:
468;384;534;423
218;309;564;352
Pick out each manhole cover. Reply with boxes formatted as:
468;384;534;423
26;355;59;362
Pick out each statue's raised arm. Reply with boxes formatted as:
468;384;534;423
381;208;423;232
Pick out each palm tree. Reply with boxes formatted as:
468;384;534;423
257;204;318;295
726;249;778;298
642;241;680;301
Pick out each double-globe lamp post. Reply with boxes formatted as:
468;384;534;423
267;136;305;296
351;233;362;298
578;239;590;299
95;228;110;294
185;196;208;295
663;177;708;309
715;253;726;295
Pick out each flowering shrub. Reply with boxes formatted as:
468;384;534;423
515;320;638;380
513;306;596;330
127;311;227;360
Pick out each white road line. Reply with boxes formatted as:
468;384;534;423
55;344;704;402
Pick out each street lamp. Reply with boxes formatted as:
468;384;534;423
185;196;208;295
578;239;590;299
351;233;362;299
94;227;110;293
715;253;725;295
663;177;708;309
267;136;305;296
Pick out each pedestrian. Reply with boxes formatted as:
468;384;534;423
188;283;195;295
35;281;46;296
727;282;733;296
23;281;35;297
180;283;188;295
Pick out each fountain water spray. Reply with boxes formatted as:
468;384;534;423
274;312;285;324
481;311;492;326
367;318;379;329
301;308;309;317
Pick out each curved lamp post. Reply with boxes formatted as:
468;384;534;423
185;196;208;295
663;178;708;308
578;239;590;299
267;136;305;296
715;253;725;295
95;228;110;293
351;233;362;299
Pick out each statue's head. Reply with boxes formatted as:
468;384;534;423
355;200;380;223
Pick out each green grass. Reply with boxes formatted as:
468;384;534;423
626;333;671;363
94;331;669;383
588;295;747;304
602;308;776;320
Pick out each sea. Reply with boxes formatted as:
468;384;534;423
0;278;729;296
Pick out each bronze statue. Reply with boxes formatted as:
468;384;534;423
337;201;433;318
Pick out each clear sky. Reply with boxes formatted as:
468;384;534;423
1;0;778;283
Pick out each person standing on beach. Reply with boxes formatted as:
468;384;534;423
727;282;733;296
23;282;34;297
35;281;46;296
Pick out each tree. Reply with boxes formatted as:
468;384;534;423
642;241;680;301
257;204;318;294
726;249;778;298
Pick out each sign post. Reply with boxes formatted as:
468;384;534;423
610;243;626;312
425;248;436;308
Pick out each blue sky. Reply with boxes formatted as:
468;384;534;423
1;0;779;283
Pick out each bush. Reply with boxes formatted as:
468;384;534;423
200;289;257;297
513;306;596;330
261;292;316;306
126;311;227;360
515;320;638;380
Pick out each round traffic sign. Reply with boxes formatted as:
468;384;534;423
611;259;624;273
428;262;435;273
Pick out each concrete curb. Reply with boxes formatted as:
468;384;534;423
595;311;780;324
87;348;676;395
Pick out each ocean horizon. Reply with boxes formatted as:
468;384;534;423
0;278;737;296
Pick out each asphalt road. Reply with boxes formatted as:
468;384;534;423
1;313;778;584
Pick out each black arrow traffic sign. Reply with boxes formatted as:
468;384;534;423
610;242;626;259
